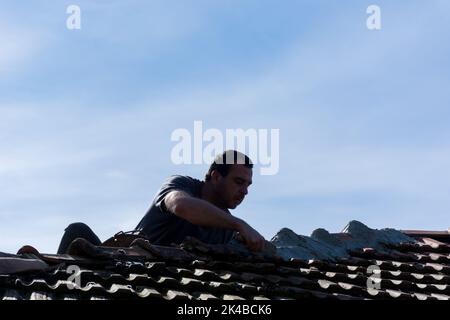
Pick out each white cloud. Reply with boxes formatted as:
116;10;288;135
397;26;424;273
0;20;46;75
104;170;130;180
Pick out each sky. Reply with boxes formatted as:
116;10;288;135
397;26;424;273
1;0;449;253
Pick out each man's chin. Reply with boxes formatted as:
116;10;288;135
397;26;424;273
229;200;244;209
228;202;238;209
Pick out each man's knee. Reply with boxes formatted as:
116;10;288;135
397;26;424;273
65;222;92;234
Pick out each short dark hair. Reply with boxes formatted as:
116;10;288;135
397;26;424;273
205;150;253;181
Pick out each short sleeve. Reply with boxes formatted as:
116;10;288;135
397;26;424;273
154;175;198;212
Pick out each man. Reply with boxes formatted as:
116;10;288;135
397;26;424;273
57;150;265;253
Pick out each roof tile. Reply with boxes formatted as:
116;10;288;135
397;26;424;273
2;222;449;300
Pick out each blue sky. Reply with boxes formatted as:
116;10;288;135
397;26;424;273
1;1;449;253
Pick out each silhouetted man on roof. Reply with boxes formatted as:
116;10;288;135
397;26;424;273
57;150;265;253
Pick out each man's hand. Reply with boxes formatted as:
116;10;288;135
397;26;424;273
235;219;266;252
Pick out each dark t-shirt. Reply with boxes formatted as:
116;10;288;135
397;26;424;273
135;175;235;246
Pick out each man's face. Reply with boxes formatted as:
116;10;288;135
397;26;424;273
214;164;253;209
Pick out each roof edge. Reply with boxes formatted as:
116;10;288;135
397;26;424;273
401;229;450;243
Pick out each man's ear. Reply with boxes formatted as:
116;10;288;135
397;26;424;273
210;169;222;183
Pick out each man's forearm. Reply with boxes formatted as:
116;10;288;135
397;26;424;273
170;195;243;231
164;191;265;251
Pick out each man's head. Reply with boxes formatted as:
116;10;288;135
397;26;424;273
204;150;253;209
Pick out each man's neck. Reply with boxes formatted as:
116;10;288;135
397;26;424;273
201;181;227;210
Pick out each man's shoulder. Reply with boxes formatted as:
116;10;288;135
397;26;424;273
164;175;203;185
160;175;204;194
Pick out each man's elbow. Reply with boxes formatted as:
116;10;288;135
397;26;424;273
165;193;191;218
171;199;187;217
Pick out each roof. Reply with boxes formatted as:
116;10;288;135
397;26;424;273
0;221;449;300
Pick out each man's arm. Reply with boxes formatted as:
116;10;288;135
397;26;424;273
164;190;265;251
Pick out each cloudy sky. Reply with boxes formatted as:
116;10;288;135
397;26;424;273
1;1;449;253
